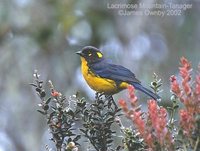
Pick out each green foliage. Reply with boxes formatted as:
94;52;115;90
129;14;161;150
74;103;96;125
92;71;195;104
80;94;121;151
31;71;122;151
123;128;144;151
30;70;81;151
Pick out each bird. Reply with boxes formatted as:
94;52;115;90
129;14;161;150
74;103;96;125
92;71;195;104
76;46;160;100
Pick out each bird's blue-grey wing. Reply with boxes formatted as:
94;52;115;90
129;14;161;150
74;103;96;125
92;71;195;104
90;61;141;84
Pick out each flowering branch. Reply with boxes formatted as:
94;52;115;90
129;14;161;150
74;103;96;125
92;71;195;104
119;85;173;150
31;71;122;151
30;70;83;151
119;57;199;151
170;57;200;150
31;57;199;151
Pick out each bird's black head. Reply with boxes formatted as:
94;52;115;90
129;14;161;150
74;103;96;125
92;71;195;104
76;46;104;63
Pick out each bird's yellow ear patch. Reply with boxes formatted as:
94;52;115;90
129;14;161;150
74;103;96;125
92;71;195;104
97;52;103;58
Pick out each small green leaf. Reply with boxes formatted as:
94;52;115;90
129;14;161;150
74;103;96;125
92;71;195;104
157;83;162;88
173;104;179;109
167;107;173;111
46;97;51;104
35;88;41;93
73;135;81;142
47;112;55;124
29;83;37;87
67;109;75;117
107;139;113;144
77;101;86;107
116;146;122;151
80;129;86;134
37;109;46;115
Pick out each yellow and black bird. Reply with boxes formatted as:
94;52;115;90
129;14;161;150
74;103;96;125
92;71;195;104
76;46;160;100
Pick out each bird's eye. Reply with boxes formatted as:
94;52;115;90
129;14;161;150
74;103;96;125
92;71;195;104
88;53;92;57
97;52;103;58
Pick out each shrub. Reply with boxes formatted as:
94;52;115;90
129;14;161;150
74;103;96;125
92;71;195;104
31;57;200;151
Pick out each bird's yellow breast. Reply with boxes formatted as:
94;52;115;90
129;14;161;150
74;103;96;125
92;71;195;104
80;57;128;94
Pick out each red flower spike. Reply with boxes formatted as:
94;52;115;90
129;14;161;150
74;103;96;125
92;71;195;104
148;100;158;128
179;109;195;136
51;91;59;97
178;57;192;97
182;79;191;96
118;99;128;113
179;67;188;79
128;85;138;107
170;75;176;82
195;75;200;95
128;85;135;100
132;110;145;135
171;57;200;138
120;81;174;150
170;75;181;96
180;57;191;70
146;133;154;149
159;107;167;118
148;100;172;146
118;57;199;150
118;99;126;107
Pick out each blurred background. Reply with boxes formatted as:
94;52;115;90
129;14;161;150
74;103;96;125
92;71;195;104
0;0;200;150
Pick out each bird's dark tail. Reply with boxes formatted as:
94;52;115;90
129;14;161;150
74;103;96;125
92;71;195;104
130;82;160;100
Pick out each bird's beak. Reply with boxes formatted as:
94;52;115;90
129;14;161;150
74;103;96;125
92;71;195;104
76;51;84;57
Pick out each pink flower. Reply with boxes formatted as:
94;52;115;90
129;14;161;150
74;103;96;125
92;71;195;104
170;75;181;96
146;133;154;149
132;110;145;136
51;90;59;97
179;67;190;79
148;100;170;146
179;109;195;136
180;57;191;70
118;99;128;113
171;57;199;138
179;57;192;96
128;85;138;107
118;99;126;107
148;100;158;127
119;89;173;150
182;80;191;96
195;75;200;95
119;86;155;148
